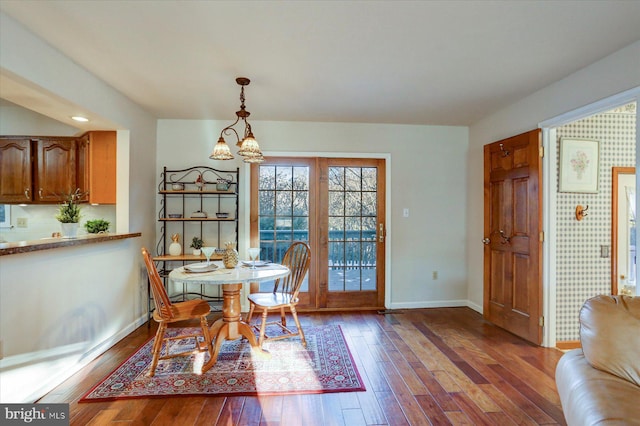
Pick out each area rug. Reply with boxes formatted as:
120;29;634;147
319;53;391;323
80;324;365;401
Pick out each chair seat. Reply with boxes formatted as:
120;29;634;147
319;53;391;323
246;242;310;349
248;292;298;308
153;299;211;323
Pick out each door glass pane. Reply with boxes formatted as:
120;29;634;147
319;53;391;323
328;166;377;292
258;165;310;291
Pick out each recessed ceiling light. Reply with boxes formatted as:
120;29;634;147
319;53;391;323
71;116;89;122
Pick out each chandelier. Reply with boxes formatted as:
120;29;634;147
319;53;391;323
210;77;264;163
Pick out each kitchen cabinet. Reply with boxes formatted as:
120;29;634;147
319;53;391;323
0;136;78;204
0;138;32;203
34;137;78;203
78;131;116;204
0;132;116;204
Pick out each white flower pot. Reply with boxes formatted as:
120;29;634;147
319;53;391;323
60;222;79;238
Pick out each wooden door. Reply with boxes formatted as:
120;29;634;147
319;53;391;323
251;157;386;311
35;138;77;203
250;158;318;309
319;158;386;309
0;138;32;203
483;129;543;345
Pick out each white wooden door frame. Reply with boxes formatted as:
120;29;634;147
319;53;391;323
539;86;639;347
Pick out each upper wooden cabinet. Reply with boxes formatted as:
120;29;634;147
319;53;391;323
0;138;32;203
0;132;116;204
34;137;78;203
78;131;116;204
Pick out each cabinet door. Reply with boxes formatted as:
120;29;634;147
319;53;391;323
0;138;32;203
88;131;116;204
35;138;77;203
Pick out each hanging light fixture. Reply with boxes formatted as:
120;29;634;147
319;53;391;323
210;77;264;163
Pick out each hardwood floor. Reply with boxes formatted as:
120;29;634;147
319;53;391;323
38;308;567;425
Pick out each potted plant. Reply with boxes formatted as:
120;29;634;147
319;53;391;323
55;192;82;238
84;219;110;234
190;236;204;255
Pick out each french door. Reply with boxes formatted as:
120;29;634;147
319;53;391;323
250;157;386;310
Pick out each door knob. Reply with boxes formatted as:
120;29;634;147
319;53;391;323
482;238;491;245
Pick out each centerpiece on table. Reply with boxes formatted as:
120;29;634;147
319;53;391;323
55;192;82;238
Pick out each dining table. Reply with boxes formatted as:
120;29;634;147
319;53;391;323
169;260;290;372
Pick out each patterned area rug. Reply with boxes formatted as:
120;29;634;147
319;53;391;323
80;324;365;401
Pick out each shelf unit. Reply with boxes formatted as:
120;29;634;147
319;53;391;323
151;166;239;317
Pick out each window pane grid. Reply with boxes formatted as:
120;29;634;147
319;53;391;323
258;165;310;291
327;166;377;292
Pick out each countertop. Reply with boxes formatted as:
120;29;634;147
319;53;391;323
0;232;142;256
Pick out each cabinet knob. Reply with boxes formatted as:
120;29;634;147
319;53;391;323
39;188;43;198
24;188;30;199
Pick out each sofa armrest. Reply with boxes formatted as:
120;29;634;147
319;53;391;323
556;349;640;425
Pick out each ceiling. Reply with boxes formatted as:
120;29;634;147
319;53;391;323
1;1;640;127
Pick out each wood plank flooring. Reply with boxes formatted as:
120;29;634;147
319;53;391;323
37;307;567;425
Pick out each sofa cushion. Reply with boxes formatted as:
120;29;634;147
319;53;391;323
556;349;640;425
579;295;640;387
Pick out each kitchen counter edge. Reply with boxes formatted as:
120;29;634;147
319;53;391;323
0;232;142;256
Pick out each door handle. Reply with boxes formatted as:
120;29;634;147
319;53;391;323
482;238;491;245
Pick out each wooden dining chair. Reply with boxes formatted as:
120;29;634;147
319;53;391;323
246;241;311;348
141;247;213;376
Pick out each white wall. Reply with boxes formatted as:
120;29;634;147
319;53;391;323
466;41;640;311
0;12;157;402
0;100;79;135
157;119;470;309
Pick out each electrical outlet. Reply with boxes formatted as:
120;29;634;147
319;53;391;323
403;208;409;218
17;217;28;228
432;271;438;280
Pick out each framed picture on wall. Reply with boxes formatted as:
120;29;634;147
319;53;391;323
559;138;600;193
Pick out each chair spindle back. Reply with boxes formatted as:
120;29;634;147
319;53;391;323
274;241;311;300
142;247;174;320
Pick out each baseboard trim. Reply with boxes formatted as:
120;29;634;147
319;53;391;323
386;300;483;314
388;300;469;310
556;340;581;350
